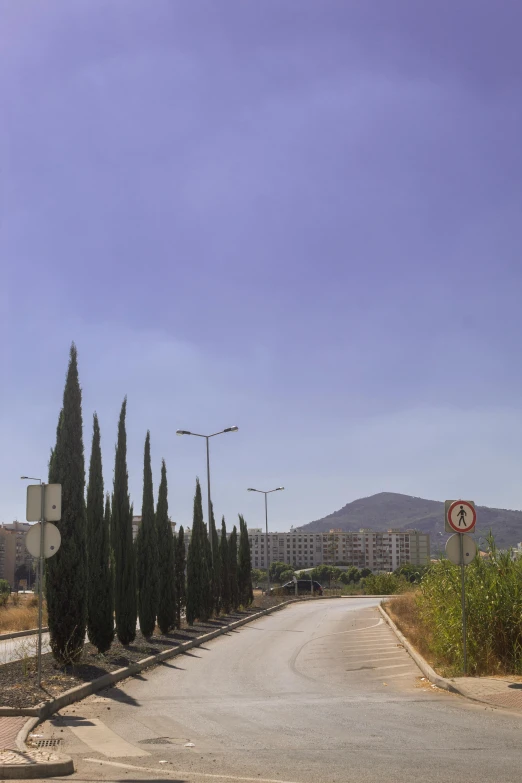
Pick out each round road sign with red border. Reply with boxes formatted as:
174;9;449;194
447;500;476;533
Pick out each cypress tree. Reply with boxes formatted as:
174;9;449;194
202;525;213;621
46;343;87;664
210;504;221;614
156;459;176;634
86;413;114;653
219;517;231;614
174;526;186;628
238;515;254;607
186;478;210;624
229;525;239;611
113;398;137;645
136;432;158;638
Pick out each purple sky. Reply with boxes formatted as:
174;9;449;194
2;1;522;531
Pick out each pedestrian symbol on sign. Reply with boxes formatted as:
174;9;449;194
457;505;467;527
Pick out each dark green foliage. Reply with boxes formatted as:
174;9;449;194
394;563;429;583
219;517;231;614
186;479;210;624
86;414;114;654
238;515;253;607
46;344;88;664
202;527;213;621
229;525;239;611
360;567;372;578
269;561;293;583
136;432;159;638
210;504;221;614
156;460;176;634
112;398;137;645
174;526;186;628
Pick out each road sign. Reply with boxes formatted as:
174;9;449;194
25;522;61;559
26;484;62;522
445;499;476;533
445;533;477;565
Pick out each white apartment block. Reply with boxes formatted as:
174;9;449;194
247;528;430;572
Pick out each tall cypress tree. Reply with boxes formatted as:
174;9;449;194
47;343;87;664
136;432;158;638
174;526;186;628
113;398;137;645
229;525;239;611
219;517;231;614
186;479;210;624
156;459;176;634
210;504;221;614
86;413;114;653
238;515;253;607
202;525;213;621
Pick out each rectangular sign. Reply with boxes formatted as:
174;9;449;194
445;499;475;533
26;484;62;522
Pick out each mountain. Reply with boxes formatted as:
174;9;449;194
296;492;522;553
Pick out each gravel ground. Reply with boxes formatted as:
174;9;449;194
0;598;285;709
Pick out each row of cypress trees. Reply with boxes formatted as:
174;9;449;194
45;344;253;665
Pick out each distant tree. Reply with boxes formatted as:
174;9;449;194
229;526;239;611
251;568;266;585
156;460;176;634
186;479;210;624
360;567;372;578
280;569;295;584
394;563;429;583
112;399;137;645
238;515;253;606
202;522;214;621
136;432;159;638
219;517;231;614
46;344;88;664
174;526;186;628
0;579;9;607
86;414;114;654
269;561;293;584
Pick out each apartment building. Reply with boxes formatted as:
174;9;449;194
0;521;35;587
247;528;430;572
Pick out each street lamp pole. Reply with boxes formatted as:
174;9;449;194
247;487;284;596
177;427;238;556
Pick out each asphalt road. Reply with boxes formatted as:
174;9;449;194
0;631;49;664
43;598;522;783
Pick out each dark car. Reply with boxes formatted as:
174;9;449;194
270;580;323;595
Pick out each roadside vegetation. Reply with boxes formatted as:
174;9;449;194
0;592;46;633
387;535;522;676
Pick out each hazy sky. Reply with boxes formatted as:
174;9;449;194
2;1;522;531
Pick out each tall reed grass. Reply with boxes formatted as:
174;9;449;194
418;535;522;675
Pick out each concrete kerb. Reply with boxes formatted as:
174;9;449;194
0;629;48;643
378;603;461;695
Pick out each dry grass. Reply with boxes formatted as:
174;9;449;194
384;592;441;671
0;594;46;633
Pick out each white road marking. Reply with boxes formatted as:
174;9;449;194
84;757;303;783
372;663;412;671
375;671;416;679
64;718;149;757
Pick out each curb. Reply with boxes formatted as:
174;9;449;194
378;603;461;694
0;629;48;643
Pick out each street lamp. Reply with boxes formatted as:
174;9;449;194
247;487;284;596
177;427;238;555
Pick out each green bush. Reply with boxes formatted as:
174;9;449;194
418;535;522;675
0;579;10;608
363;572;409;595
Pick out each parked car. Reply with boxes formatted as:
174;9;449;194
270;580;323;595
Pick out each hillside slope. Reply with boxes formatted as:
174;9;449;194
297;492;522;552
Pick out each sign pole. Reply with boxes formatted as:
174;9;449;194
459;533;467;675
37;484;45;688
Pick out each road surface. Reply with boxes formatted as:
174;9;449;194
0;631;50;665
42;598;522;782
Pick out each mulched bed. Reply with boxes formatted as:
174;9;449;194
0;598;284;710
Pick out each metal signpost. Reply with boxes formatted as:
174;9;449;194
445;500;477;675
24;482;62;687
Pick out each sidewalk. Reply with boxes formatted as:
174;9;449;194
450;676;522;711
0;715;72;775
